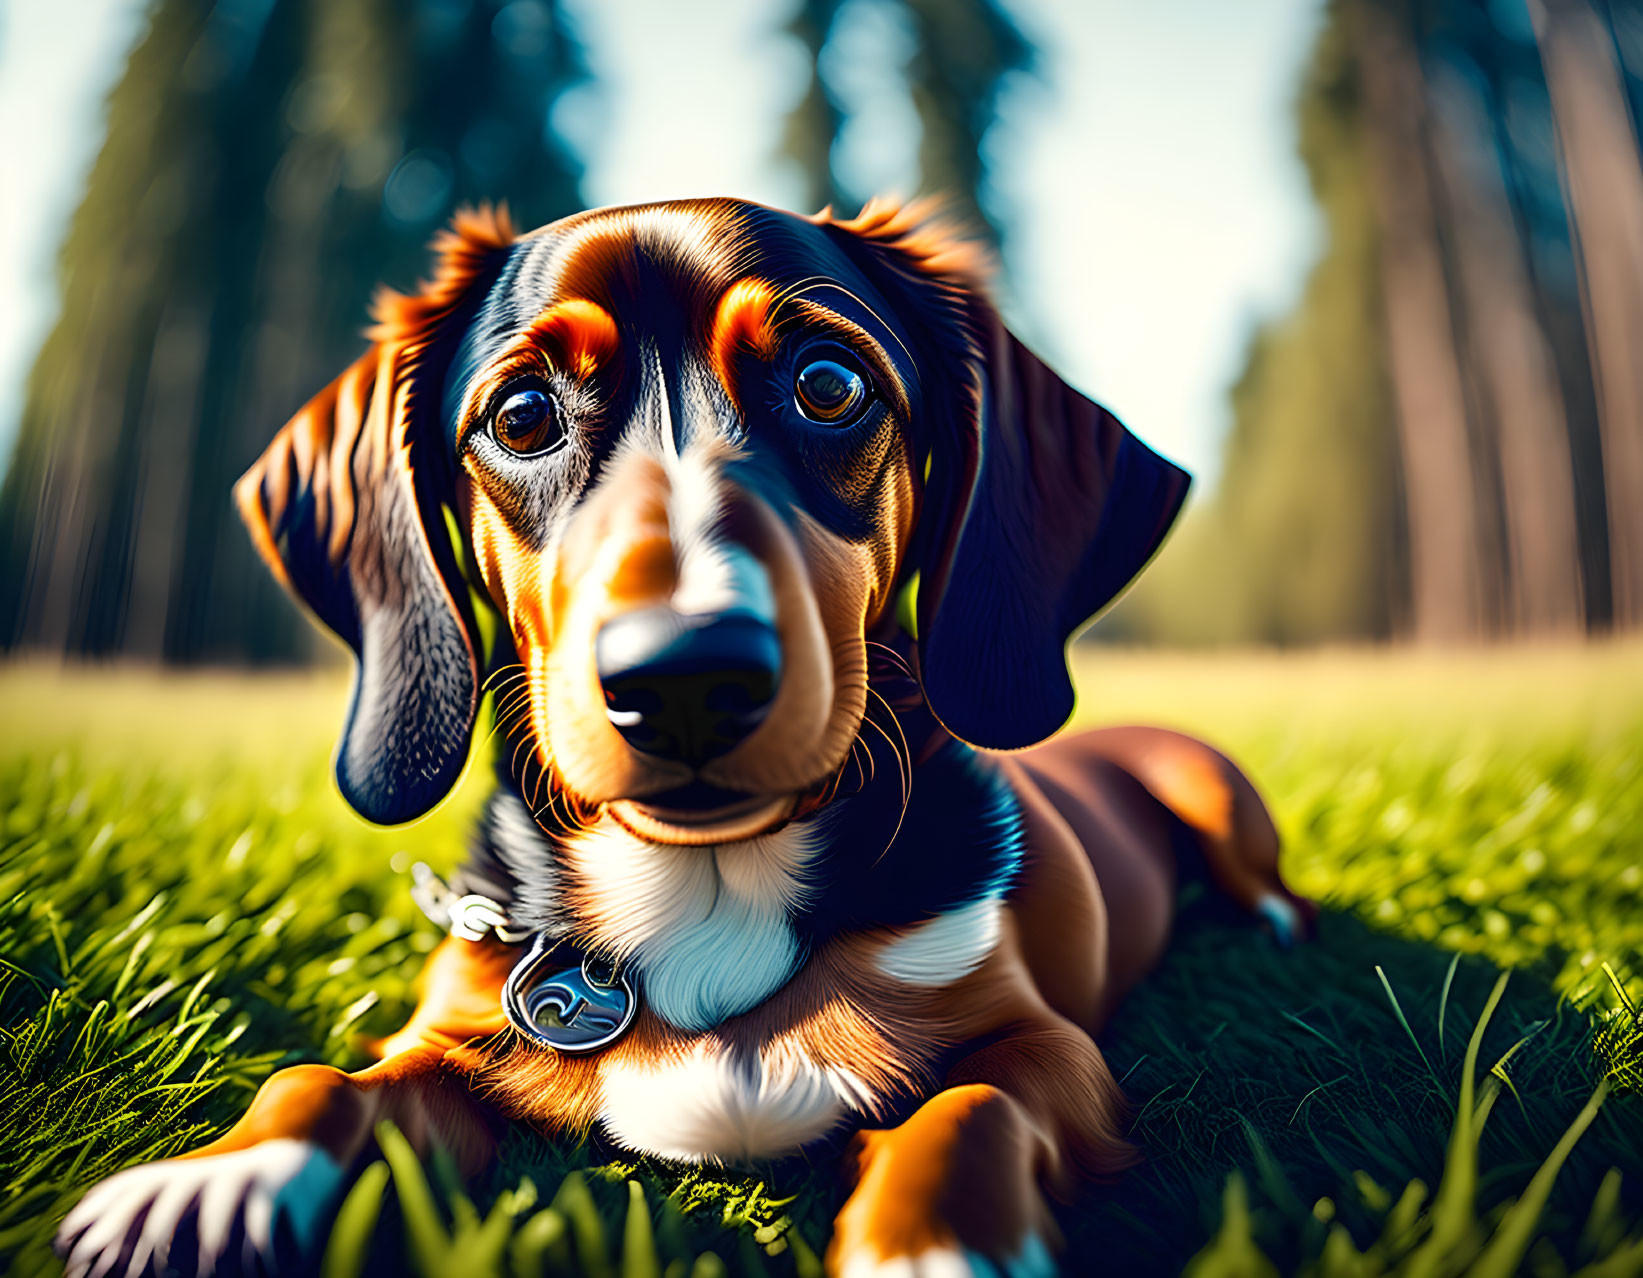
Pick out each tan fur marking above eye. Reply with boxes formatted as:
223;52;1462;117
455;299;619;441
708;277;779;404
525;299;620;379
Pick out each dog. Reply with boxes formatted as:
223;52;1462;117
56;198;1313;1278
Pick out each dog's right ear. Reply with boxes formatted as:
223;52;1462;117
236;208;515;825
822;200;1190;750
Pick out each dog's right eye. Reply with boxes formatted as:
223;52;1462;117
794;353;869;426
491;384;563;456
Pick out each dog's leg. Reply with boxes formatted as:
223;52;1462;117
828;1014;1134;1278
56;935;514;1278
1023;725;1316;947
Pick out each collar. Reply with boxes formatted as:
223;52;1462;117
411;862;639;1054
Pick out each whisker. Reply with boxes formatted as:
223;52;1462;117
510;732;537;781
861;727;912;868
767;274;836;316
493;690;533;725
863;639;914;679
476;708;522;753
482;662;527;693
857;685;913;865
867;685;912;788
492;689;528;717
861;716;909;815
538;771;567;826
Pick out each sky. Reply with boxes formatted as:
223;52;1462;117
0;0;1324;492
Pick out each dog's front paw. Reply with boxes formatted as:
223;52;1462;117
831;1234;1056;1278
828;1134;1058;1278
55;1139;344;1278
1255;889;1318;949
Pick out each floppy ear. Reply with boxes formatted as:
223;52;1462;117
235;208;515;823
825;202;1191;749
916;313;1190;748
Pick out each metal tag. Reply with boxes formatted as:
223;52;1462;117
502;933;638;1053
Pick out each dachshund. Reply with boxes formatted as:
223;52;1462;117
56;198;1313;1278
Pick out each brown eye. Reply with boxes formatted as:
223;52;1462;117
794;354;868;425
491;385;563;455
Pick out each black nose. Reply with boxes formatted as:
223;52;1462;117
595;606;781;766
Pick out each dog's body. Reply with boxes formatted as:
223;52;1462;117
58;199;1311;1278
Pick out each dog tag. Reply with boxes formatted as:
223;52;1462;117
502;933;638;1053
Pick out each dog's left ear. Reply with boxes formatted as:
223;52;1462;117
236;208;514;823
826;203;1191;749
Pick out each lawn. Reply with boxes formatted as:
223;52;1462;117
1;644;1641;1276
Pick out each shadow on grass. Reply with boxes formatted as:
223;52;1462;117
1074;902;1641;1274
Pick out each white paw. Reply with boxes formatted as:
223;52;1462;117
1255;892;1301;948
839;1249;977;1278
55;1139;344;1278
838;1236;1055;1278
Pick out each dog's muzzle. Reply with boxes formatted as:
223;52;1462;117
596;605;781;767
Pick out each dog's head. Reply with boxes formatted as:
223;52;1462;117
238;198;1187;841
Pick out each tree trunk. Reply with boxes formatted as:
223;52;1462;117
123;304;209;658
1428;65;1585;636
1353;0;1488;642
1530;0;1643;630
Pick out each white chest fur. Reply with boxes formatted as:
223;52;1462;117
560;818;1013;1164
588;896;1008;1165
560;819;817;1033
598;1039;870;1163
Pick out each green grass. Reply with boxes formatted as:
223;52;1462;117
2;644;1641;1276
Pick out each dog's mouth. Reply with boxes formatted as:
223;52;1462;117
606;788;797;845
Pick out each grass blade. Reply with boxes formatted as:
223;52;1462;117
321;1159;390;1278
552;1172;613;1278
1577;1168;1625;1264
1376;966;1438;1087
1484;1018;1548;1123
376;1121;450;1271
1572;1235;1643;1278
623;1180;661;1278
510;1208;569;1277
1469;1079;1612;1278
1436;953;1460;1063
1181;1174;1279;1278
1402;972;1509;1278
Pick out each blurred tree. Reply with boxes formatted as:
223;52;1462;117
0;0;586;663
1530;0;1643;629
1443;0;1614;629
1123;0;1638;647
782;0;1033;245
1427;59;1583;635
1356;0;1495;641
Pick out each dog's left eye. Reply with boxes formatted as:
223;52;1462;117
794;353;869;426
491;384;563;456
